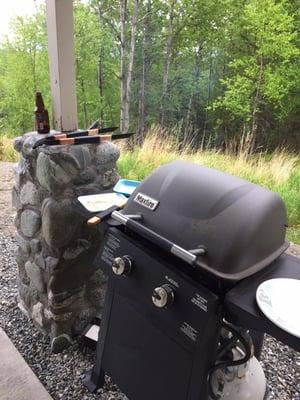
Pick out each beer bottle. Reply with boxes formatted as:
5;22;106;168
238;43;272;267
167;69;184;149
34;92;50;134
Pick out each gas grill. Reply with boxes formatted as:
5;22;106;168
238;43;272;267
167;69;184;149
83;161;300;400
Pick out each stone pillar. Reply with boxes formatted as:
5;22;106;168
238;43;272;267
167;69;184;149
12;132;119;352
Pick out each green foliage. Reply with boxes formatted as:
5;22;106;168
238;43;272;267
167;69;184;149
74;1;119;127
213;0;300;136
0;0;299;152
215;74;253;120
0;8;50;136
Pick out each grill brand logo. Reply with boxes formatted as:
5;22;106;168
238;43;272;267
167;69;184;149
134;192;159;211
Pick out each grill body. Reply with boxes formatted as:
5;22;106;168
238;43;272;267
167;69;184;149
83;161;300;400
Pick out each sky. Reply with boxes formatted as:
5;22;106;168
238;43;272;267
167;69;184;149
0;0;44;40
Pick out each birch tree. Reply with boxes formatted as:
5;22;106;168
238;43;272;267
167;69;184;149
159;0;175;126
120;0;139;133
137;0;153;141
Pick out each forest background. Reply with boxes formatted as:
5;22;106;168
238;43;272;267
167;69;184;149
0;0;299;152
0;0;299;243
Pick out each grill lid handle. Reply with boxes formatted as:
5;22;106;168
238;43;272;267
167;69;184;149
111;210;205;266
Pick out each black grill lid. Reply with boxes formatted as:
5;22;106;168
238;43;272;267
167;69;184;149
122;161;288;281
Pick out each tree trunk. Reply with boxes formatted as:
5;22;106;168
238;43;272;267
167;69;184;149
98;47;105;128
137;33;146;142
184;94;194;147
123;0;139;134
250;55;264;154
32;0;38;92
159;1;175;127
95;2;119;128
137;0;151;142
250;103;259;154
193;43;202;132
203;52;213;137
31;45;37;93
119;0;127;132
80;78;88;127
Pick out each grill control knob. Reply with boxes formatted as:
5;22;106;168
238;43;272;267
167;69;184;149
152;284;174;308
112;255;132;276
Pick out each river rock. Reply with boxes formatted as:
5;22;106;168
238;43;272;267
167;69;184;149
20;181;39;205
25;261;45;292
34;253;46;269
15;233;31;254
45;256;59;273
51;334;72;353
13;158;29;188
96;141;120;166
30;238;42;254
63;239;90;260
17;283;30;309
36;152;67;192
100;168;119;188
32;302;44;327
42;198;81;248
13;136;24;152
15;247;27;267
20;209;41;237
22;132;44;157
12;186;22;210
70;146;91;169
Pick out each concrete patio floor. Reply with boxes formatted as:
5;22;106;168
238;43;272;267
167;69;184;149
0;327;53;400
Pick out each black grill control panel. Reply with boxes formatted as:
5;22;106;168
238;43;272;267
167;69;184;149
92;228;222;400
99;228;220;348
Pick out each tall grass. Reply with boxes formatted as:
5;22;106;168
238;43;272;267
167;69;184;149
0;129;299;244
118;126;300;244
0;136;19;162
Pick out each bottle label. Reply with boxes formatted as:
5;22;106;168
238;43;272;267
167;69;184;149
35;111;49;133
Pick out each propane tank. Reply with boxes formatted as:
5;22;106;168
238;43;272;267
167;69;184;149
209;348;268;400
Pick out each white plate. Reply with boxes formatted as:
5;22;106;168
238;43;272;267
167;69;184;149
78;193;127;212
256;278;300;338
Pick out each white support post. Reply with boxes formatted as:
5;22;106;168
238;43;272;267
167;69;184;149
46;0;78;132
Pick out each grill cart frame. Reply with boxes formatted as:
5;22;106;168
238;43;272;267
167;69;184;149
83;161;300;400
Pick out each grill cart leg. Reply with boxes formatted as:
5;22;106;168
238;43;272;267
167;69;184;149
82;279;115;392
82;368;105;392
250;330;264;360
